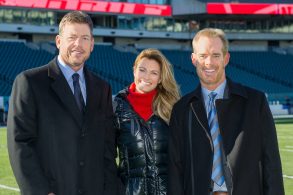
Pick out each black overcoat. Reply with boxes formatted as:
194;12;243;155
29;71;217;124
7;58;119;195
168;79;284;195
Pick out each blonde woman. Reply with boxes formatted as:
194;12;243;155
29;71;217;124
114;48;180;195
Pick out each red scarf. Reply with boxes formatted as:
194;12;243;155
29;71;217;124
127;83;157;121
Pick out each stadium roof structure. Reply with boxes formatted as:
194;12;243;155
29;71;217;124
0;0;293;16
0;0;172;16
0;0;293;40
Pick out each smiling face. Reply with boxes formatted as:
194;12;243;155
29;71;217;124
56;23;94;71
191;36;230;91
133;57;161;94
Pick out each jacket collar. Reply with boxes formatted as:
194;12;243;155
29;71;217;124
48;57;62;80
186;78;248;137
188;77;248;104
48;57;84;127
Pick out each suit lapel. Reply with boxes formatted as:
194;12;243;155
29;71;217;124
216;79;248;155
217;98;244;155
83;68;102;126
48;59;83;127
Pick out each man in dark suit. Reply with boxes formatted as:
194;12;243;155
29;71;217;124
168;28;284;195
7;11;119;195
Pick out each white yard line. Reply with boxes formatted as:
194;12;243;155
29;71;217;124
280;149;293;152
283;175;293;179
0;184;19;191
285;146;293;148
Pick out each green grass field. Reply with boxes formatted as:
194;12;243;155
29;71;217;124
277;123;293;194
1;124;293;194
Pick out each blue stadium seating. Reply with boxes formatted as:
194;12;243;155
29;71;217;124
0;41;292;99
0;41;53;83
230;51;293;88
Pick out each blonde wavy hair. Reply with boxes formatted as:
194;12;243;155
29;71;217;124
133;48;180;124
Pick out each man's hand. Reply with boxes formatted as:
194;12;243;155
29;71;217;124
48;193;55;195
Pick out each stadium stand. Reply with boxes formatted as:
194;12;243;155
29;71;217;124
230;51;293;88
0;0;293;115
0;40;292;99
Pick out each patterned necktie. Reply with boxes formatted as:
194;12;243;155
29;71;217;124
208;92;225;186
72;73;85;112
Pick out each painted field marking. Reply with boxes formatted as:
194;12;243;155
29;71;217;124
277;136;293;139
283;175;293;179
0;184;20;191
280;149;293;152
285;146;293;148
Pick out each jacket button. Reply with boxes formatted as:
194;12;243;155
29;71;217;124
78;189;83;194
79;161;85;166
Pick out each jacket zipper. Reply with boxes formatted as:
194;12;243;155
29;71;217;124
190;104;213;152
191;103;234;194
190;104;215;194
227;160;233;195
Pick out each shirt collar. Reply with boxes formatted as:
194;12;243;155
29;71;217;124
201;79;227;101
57;55;85;83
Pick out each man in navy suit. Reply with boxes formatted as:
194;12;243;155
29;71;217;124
7;11;120;195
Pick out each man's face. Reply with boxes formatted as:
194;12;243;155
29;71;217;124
191;36;230;91
56;23;94;71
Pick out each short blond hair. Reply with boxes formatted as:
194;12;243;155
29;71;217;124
59;11;93;36
192;28;229;55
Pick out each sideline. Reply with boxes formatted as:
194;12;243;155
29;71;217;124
0;184;20;191
283;175;293;179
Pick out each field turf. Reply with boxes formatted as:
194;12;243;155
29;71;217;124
1;124;293;194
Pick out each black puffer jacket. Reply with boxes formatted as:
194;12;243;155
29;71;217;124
114;88;169;195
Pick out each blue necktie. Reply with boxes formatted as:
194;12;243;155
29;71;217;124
208;92;225;186
72;73;85;113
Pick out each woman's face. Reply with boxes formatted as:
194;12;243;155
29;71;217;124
133;57;161;94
